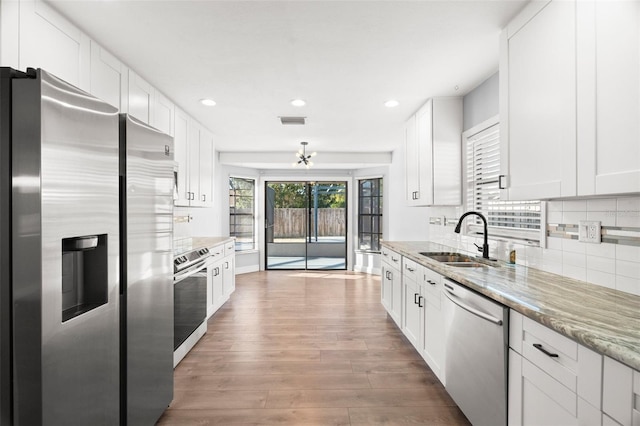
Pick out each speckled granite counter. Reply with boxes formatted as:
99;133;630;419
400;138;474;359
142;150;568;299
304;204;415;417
174;236;234;256
382;241;640;371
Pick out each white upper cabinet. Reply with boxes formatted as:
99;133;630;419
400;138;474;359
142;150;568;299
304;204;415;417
577;0;640;196
405;97;462;206
501;0;640;200
197;127;214;208
405;114;420;205
174;108;190;207
500;0;577;200
175;113;215;208
128;70;153;124
152;90;175;137
89;41;128;110
17;0;90;91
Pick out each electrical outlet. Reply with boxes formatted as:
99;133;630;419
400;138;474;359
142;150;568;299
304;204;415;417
578;220;601;244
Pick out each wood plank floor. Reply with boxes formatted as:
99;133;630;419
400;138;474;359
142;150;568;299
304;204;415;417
157;270;471;425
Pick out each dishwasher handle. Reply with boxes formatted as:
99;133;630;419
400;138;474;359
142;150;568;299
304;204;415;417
443;287;503;326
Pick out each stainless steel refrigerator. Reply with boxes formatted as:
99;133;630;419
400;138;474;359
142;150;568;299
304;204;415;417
0;68;174;425
119;113;174;425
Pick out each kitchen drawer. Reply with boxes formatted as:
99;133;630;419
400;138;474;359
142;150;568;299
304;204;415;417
381;247;402;269
209;243;225;260
402;257;419;281
520;316;602;408
224;240;235;256
420;266;441;308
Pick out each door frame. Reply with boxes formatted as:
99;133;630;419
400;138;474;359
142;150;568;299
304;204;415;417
258;175;354;271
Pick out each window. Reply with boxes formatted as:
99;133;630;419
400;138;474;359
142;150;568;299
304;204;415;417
358;178;383;252
465;120;541;243
229;177;255;251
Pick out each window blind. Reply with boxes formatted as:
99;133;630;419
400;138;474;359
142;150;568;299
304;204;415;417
465;123;541;241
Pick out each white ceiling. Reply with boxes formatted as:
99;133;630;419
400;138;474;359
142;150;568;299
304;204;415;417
48;0;527;168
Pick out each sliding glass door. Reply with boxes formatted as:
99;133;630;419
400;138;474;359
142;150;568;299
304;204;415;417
265;181;347;270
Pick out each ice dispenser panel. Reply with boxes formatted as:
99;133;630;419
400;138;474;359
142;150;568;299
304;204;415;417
61;234;108;322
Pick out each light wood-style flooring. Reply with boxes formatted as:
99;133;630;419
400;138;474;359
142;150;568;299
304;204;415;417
157;270;470;425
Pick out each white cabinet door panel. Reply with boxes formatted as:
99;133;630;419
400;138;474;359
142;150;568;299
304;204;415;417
402;278;420;349
174;108;190;207
152;90;175;137
19;0;90;90
502;0;577;199
128;70;152;124
591;0;640;195
405;115;419;205
199;130;214;207
90;41;127;110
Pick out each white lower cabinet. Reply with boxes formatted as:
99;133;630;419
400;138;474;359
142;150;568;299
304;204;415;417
206;242;236;319
399;259;446;383
419;266;445;383
402;258;421;349
603;356;640;426
381;247;402;328
509;310;603;426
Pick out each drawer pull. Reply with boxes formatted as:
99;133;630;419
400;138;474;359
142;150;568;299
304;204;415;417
533;343;559;358
405;265;415;272
391;256;399;262
427;279;436;286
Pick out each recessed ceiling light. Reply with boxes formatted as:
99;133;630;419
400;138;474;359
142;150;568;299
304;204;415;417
291;99;306;107
200;98;216;106
384;100;399;108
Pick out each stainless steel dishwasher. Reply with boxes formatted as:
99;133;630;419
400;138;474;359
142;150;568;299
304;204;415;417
443;278;509;426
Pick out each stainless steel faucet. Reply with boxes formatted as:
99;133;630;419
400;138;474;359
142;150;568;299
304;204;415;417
454;211;493;260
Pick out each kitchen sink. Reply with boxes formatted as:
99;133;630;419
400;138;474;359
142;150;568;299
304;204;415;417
419;252;496;268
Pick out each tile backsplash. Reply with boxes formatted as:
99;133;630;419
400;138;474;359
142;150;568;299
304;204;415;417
427;196;640;297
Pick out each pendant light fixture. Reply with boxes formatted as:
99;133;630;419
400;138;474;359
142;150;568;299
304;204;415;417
292;142;316;169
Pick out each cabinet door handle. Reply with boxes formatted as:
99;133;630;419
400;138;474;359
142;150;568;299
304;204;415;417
533;343;559;358
202;194;206;202
414;293;419;304
418;296;424;308
498;174;506;190
388;271;393;280
225;261;229;269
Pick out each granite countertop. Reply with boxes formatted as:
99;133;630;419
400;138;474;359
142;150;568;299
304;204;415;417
174;236;234;256
382;241;640;371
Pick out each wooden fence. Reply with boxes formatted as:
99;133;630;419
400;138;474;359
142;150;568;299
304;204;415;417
274;208;346;238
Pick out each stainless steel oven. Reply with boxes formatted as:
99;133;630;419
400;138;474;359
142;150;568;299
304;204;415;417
173;248;212;362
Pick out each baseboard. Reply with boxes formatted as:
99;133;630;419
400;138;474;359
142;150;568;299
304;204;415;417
353;265;381;275
236;264;260;275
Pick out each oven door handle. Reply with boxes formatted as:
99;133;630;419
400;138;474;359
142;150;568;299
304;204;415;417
174;259;209;283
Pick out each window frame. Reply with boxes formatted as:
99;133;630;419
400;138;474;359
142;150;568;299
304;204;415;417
462;116;543;246
229;176;256;251
357;177;383;253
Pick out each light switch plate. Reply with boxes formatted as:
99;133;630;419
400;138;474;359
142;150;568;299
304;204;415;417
579;220;601;244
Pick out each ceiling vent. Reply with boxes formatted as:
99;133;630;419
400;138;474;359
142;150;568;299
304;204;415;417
279;116;306;125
